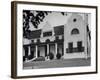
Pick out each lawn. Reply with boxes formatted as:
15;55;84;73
23;58;91;69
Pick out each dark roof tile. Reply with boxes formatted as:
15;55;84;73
26;25;64;39
54;25;64;36
26;29;41;39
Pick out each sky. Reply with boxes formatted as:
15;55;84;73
28;11;91;31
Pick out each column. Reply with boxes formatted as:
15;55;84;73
25;46;29;62
28;46;31;56
45;45;47;57
47;44;49;59
35;45;38;58
62;43;64;56
55;43;58;58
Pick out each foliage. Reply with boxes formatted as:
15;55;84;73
49;52;54;60
56;53;61;59
23;10;67;37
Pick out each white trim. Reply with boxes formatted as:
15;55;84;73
35;45;38;58
17;3;96;77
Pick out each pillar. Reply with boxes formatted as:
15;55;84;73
55;43;58;58
35;45;38;58
47;44;49;59
28;46;31;56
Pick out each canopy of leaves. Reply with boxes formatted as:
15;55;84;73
23;10;67;37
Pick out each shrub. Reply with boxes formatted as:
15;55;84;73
49;52;54;60
56;53;61;59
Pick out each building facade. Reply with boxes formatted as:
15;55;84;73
23;13;91;62
64;13;87;59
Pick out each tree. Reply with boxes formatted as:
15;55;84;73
49;52;54;60
56;53;61;59
23;10;67;37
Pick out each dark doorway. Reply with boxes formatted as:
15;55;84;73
49;44;55;56
68;42;73;53
24;45;28;57
30;45;35;58
38;45;47;57
77;41;82;52
58;43;63;56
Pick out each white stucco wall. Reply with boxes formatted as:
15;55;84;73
64;13;88;59
23;38;31;45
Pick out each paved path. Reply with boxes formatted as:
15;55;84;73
23;58;91;69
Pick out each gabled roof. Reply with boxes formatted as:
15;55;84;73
54;25;64;36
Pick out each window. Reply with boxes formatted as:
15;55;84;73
69;42;73;48
43;31;52;37
66;41;84;53
37;39;40;43
71;28;79;35
31;40;34;43
77;41;84;52
45;39;50;43
68;42;73;53
77;41;82;48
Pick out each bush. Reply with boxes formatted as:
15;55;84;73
49;52;54;60
56;53;61;59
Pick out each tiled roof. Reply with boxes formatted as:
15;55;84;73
26;29;41;39
26;25;64;39
54;25;64;36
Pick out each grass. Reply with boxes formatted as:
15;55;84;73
23;58;91;69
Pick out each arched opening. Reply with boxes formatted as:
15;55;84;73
45;39;50;43
71;28;79;35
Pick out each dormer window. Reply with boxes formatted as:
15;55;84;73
71;28;79;35
43;31;52;37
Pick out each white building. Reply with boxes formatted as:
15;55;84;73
64;13;87;59
23;13;91;62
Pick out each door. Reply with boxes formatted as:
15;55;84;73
68;42;73;53
77;41;82;52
